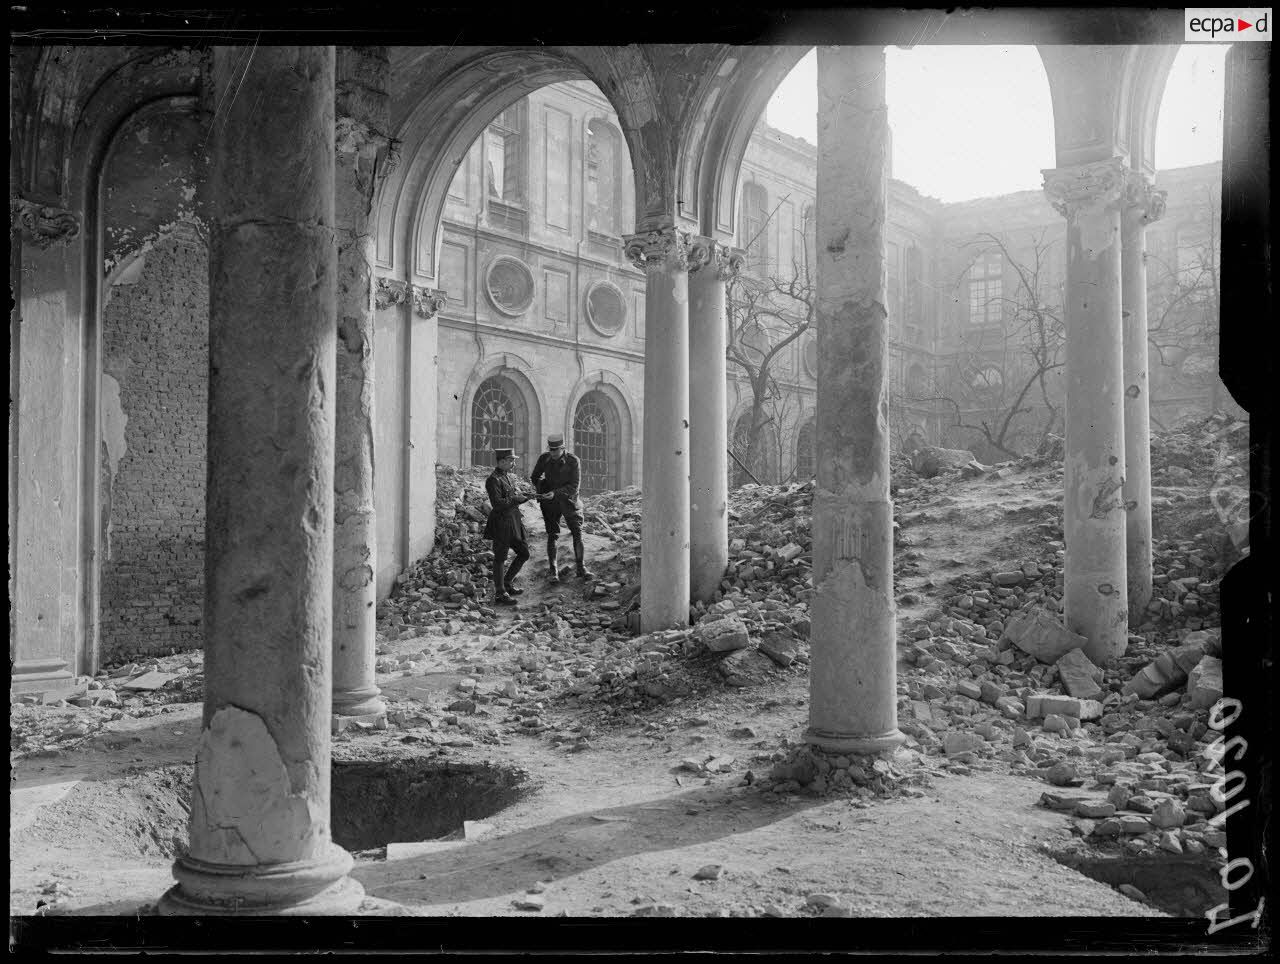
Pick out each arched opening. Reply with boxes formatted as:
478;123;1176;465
470;375;530;468
573;390;622;495
794;418;815;481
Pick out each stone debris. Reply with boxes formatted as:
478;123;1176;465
1055;649;1103;700
1186;656;1223;710
693;864;724;881
1004;610;1089;664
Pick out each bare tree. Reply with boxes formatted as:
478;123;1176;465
931;230;1067;461
726;196;815;484
1145;182;1223;423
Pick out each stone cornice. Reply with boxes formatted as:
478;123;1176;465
1122;171;1168;225
688;236;745;281
11;196;81;249
1041;158;1127;220
623;226;692;273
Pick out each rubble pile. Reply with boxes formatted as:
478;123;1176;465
749;742;932;801
10;651;203;760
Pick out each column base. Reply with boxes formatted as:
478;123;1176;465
332;688;387;726
158;845;363;916
804;727;906;755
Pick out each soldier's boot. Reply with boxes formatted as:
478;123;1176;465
493;556;515;605
547;539;560;583
573;533;593;579
505;553;526;595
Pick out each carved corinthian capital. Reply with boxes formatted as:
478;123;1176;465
622;226;692;272
687;236;746;282
412;285;448;319
1042;157;1127;220
374;277;409;310
1122;171;1168;225
11;196;81;249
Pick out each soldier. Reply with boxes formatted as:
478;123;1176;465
530;434;594;582
483;448;534;605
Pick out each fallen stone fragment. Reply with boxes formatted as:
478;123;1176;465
1055;649;1103;700
758;635;800;668
1004;610;1089;664
463;820;494;841
943;731;985;756
993;571;1025;587
513;894;545;911
1040;792;1087;811
1118;884;1148;903
1159;831;1183;854
805;893;841;908
1075;801;1116;819
956;680;982;700
1150;798;1186;829
1046;762;1079;787
1186;656;1223;710
822;905;854;917
632;903;677;917
118;671;178;692
696;617;751;654
693;864;724;881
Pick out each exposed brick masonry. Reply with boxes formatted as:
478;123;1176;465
99;233;209;661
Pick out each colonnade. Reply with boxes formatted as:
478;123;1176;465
157;42;1182;914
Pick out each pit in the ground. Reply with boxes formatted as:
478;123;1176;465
330;758;529;851
1053;851;1225;917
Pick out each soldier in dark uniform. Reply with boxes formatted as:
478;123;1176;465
530;434;594;582
483;449;534;605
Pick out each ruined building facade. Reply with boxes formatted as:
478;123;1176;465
10;32;1262;914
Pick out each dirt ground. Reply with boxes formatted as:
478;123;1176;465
9;465;1223;921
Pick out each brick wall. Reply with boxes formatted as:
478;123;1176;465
99;232;208;660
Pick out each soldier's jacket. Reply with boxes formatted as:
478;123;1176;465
530;451;583;512
483;469;528;544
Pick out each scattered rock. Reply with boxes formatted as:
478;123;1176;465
1004;610;1090;664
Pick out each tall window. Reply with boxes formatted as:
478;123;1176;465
573;391;622;494
794;418;815;480
471;376;527;467
968;250;1003;325
740;182;769;276
906;362;927;397
904;245;924;343
485;103;526;205
586;119;624;237
795;203;814;277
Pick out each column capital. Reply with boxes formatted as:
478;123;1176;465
623;226;692;273
1042;157;1127;220
374;277;409;310
688;236;745;281
11;195;81;249
411;285;447;318
1122;171;1167;225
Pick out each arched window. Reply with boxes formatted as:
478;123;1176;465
573;391;622;495
740;182;769;276
906;363;927;397
795;418;816;480
586;119;625;237
471;375;528;467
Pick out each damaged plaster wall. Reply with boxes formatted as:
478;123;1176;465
97;103;210;661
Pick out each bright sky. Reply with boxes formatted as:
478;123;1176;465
766;45;1230;202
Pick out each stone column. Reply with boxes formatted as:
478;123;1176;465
331;47;391;728
625;226;692;631
1120;171;1166;621
160;45;363;915
1043;158;1130;664
687;238;742;603
806;46;904;755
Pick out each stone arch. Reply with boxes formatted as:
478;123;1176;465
563;370;638;489
459;354;544;467
377;46;662;286
41;48;210;674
